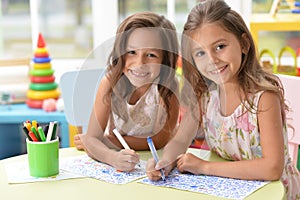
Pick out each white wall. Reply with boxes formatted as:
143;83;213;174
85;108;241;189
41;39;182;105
225;0;252;26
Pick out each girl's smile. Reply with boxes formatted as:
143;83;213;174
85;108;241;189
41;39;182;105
209;64;228;75
124;28;163;88
129;69;149;78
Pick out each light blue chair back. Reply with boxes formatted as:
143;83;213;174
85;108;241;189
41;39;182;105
59;68;105;132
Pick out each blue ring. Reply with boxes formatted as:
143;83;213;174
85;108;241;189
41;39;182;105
32;57;51;63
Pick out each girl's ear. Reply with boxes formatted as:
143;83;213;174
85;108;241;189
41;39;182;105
241;33;250;54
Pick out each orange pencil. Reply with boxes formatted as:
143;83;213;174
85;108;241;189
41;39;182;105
29;131;39;142
25;122;31;132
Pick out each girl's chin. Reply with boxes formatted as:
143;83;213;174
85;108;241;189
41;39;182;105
128;79;149;88
127;76;155;87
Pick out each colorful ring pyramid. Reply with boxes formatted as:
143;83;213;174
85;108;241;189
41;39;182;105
26;33;60;108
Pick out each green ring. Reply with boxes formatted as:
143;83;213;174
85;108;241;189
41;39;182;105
30;69;54;76
29;82;58;91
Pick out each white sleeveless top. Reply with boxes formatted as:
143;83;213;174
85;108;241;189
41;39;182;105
112;84;167;137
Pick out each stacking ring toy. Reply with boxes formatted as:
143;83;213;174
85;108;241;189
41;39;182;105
34;48;48;54
29;82;58;91
34;52;49;58
30;69;54;76
33;62;52;70
30;75;55;83
27;89;60;100
26;99;43;109
32;57;51;63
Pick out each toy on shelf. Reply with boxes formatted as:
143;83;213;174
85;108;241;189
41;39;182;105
259;46;298;76
26;33;60;109
259;49;276;74
291;1;300;13
277;46;298;76
270;0;300;16
0;92;15;110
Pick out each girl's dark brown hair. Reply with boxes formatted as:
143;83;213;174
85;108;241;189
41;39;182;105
181;0;288;124
104;11;179;120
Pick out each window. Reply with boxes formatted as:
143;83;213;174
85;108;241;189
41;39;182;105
4;0;287;62
0;0;94;59
0;0;31;59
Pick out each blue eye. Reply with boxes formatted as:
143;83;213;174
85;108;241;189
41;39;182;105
195;51;205;57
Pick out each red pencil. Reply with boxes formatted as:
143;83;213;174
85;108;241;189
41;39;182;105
29;131;39;142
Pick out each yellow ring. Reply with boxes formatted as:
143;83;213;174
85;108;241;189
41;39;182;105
33;62;52;70
35;48;48;54
27;88;60;100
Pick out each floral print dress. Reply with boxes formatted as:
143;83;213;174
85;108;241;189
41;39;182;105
202;89;300;200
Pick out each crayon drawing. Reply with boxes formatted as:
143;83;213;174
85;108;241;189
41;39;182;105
139;169;269;199
60;155;146;184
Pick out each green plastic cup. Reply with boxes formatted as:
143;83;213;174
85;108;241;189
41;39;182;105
26;137;59;177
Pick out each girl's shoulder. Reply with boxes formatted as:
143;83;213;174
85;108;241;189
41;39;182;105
96;74;113;95
256;90;281;110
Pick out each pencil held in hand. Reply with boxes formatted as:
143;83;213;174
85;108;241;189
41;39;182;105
112;128;130;149
147;136;166;181
112;128;141;168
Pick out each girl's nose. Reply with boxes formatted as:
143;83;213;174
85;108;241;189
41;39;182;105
135;54;146;66
207;51;219;65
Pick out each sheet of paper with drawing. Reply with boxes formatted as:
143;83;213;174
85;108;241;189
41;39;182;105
5;162;84;184
139;169;269;199
60;155;147;184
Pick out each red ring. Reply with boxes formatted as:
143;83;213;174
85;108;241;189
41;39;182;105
30;75;55;83
34;52;49;58
26;99;43;109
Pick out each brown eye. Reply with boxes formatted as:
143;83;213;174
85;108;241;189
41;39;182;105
216;44;226;51
147;53;157;58
127;50;136;55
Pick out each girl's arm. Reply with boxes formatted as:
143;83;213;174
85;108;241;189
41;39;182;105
161;105;200;164
109;93;180;150
177;91;285;181
146;104;200;180
81;76;139;171
152;93;179;149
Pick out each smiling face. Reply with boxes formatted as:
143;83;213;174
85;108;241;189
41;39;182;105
123;28;163;88
191;23;243;86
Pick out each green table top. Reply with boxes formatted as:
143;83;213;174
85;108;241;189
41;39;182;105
0;147;286;200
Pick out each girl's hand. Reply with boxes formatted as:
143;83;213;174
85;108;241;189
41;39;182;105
146;158;174;181
177;153;207;175
74;134;85;151
113;149;140;172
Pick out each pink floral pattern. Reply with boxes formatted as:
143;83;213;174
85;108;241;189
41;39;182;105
236;112;255;132
203;90;300;199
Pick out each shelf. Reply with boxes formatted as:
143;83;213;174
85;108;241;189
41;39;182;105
250;13;300;46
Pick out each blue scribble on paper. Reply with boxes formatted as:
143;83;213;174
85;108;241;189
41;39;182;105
60;155;146;184
139;169;269;199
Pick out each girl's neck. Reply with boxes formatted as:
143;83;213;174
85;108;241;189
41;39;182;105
218;82;243;116
128;83;153;105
